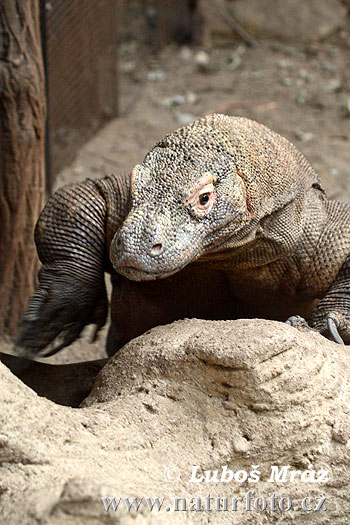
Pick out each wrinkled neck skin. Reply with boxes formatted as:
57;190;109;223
199;196;304;266
199;187;328;283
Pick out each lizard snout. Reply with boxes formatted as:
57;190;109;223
109;210;174;280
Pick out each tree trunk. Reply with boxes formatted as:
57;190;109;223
0;1;46;335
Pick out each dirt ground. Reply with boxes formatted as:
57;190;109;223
57;31;350;201
3;28;350;364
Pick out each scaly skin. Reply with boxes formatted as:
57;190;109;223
16;114;350;357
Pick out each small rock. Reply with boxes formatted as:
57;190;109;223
222;401;237;411
280;77;293;87
325;45;340;57
147;70;166;82
119;61;136;73
332;422;349;444
175;113;196;126
296;89;307;106
232;435;250;454
249;70;269;80
180;47;192;61
161;95;187;108
250;403;269;412
308;94;326;110
330;168;340;177
298;69;311;82
294;130;315;142
119;40;137;57
138;383;150;393
161;92;198;109
322;61;338;74
277;59;292;70
195;50;210;70
186;91;198;105
227;55;242;72
270;42;294;55
142;401;158;414
324;79;342;93
343;97;350;118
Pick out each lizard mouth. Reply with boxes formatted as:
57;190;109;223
116;253;199;280
111;238;203;282
117;265;178;281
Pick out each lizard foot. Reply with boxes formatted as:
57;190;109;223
286;314;346;344
16;268;108;360
285;315;319;336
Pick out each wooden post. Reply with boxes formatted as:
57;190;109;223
0;1;46;335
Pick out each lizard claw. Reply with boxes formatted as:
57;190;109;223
326;313;345;345
16;268;108;360
41;321;87;357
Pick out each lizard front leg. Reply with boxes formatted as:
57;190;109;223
308;255;350;345
16;175;129;359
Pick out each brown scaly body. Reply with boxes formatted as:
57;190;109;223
17;114;350;357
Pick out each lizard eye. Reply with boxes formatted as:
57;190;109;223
195;186;215;215
185;173;216;217
199;193;210;206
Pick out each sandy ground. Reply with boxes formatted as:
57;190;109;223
57;34;350;200
3;31;350;364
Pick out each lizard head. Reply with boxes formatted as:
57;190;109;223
110;113;322;281
110;125;249;281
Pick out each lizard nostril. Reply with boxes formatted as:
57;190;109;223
150;243;163;256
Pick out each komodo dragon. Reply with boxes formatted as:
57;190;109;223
16;113;350;359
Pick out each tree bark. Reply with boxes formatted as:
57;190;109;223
0;1;46;335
